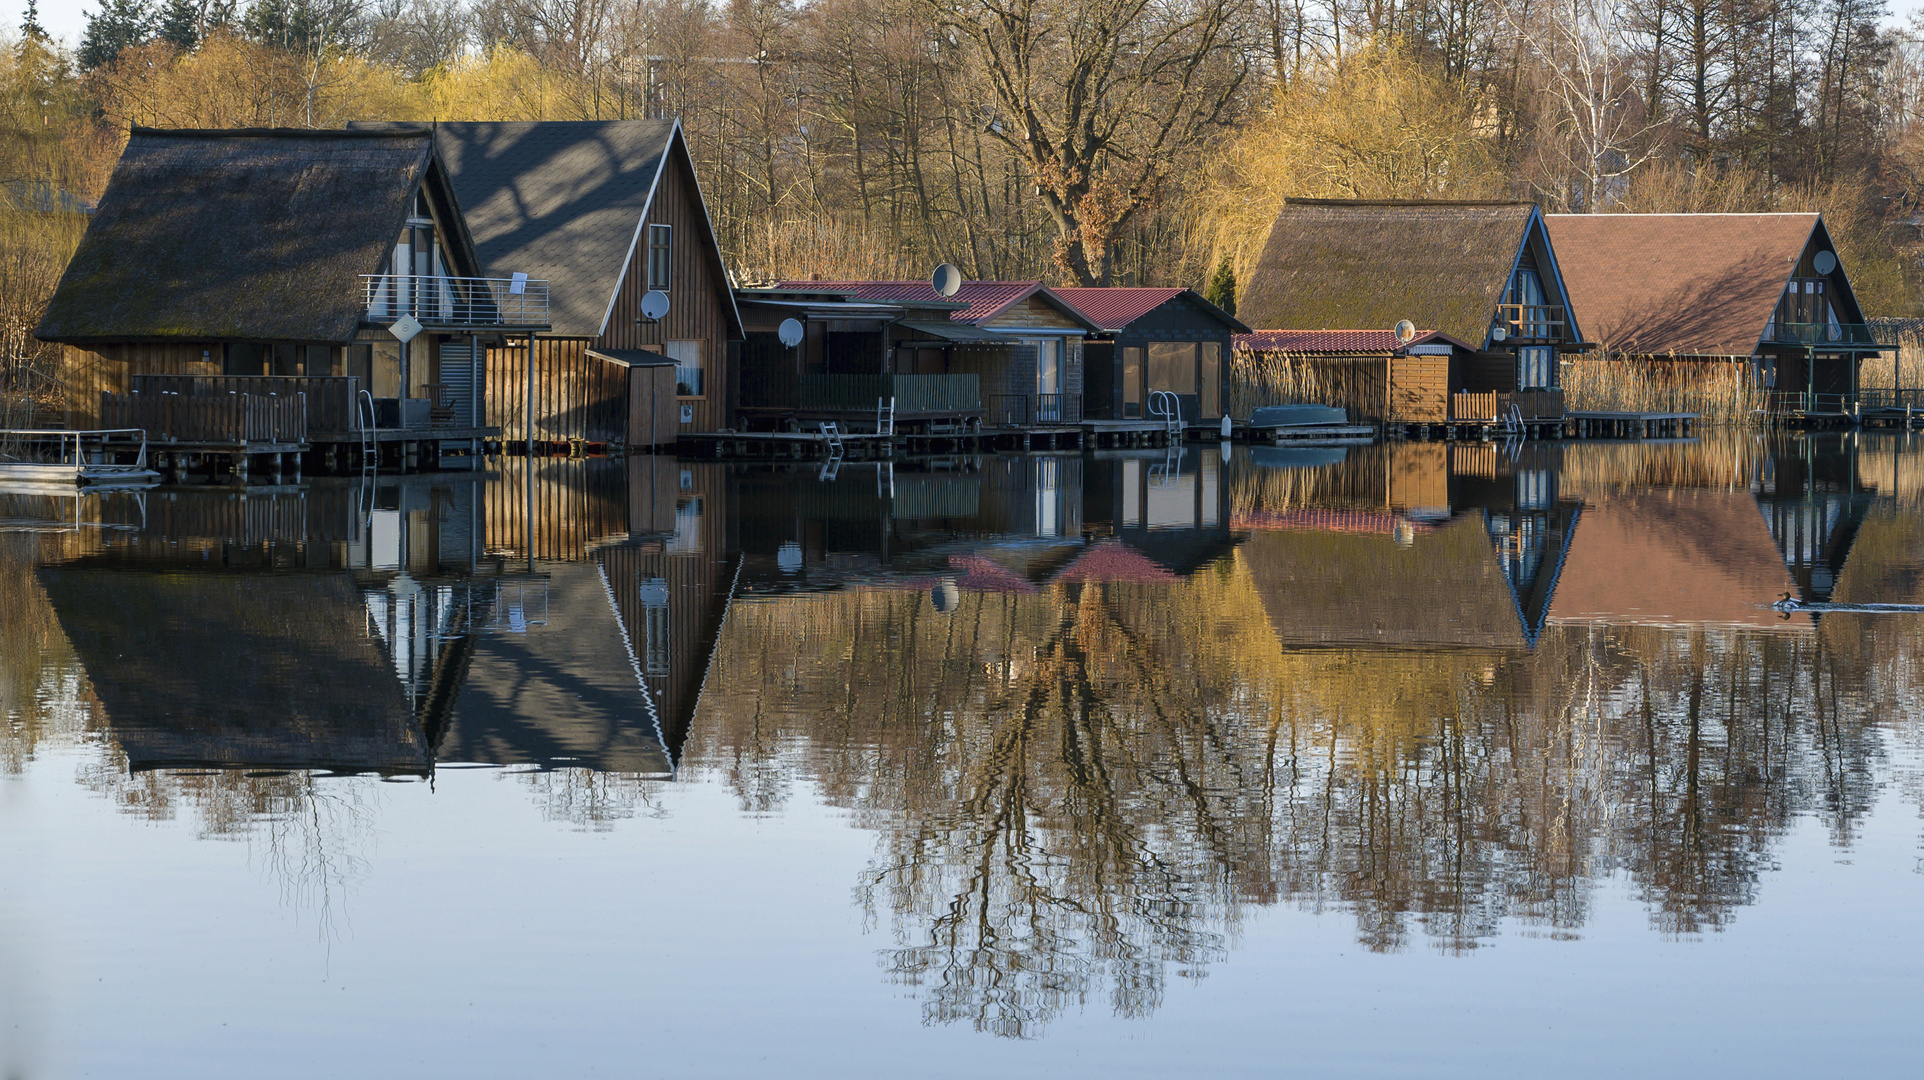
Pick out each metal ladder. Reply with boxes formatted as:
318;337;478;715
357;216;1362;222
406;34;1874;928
355;389;379;524
876;460;895;499
820;421;845;460
1148;390;1183;437
876;396;896;437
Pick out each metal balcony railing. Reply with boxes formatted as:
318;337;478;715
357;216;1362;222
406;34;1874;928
361;274;550;329
1764;391;1856;414
1764;322;1880;347
1495;303;1566;342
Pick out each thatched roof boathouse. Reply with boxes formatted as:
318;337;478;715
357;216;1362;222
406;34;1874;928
1238;199;1590;432
36;126;532;475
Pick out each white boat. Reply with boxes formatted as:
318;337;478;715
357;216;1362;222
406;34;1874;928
0;429;162;493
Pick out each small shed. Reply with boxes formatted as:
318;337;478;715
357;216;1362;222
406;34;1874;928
1233;329;1478;424
1054;287;1248;424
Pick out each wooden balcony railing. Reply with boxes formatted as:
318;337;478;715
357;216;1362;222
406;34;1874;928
362;274;550;329
102;390;307;444
1451;389;1565;422
1495;303;1567;342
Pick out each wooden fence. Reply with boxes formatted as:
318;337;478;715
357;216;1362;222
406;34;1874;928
1450;389;1565;422
102;391;307;445
132;375;360;433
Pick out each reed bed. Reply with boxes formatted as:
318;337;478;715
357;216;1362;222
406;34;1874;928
1555;430;1771;495
1229;349;1378;419
1860;323;1924;389
1559;356;1763;424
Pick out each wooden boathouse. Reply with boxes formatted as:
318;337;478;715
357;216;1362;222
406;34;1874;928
355;120;745;449
35;126;532;478
1238;199;1591;437
1547;212;1887;426
1054;287;1248;443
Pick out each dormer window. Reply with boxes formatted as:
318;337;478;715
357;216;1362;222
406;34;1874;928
648;224;673;290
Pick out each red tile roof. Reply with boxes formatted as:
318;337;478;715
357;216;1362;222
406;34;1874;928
1050;541;1177;584
1052;287;1186;331
945;553;1039;593
1233;329;1472;354
1546;213;1822;357
783;279;1044;324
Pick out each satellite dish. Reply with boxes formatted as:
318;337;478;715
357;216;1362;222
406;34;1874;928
931;263;963;298
1395;319;1417;345
640;290;671;321
778;317;805;347
1813;250;1837;275
931;577;962;614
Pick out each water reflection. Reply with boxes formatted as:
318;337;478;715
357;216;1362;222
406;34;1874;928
3;434;1923;1038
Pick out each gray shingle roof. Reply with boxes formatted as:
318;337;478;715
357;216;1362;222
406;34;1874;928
356;120;680;338
36;128;443;344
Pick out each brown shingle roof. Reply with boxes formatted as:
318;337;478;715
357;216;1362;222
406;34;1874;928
1545;213;1817;357
36;128;450;344
1238;199;1538;345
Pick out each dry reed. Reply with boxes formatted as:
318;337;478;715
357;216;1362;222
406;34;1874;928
1559;355;1764;424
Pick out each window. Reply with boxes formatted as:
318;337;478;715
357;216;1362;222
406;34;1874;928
639;578;670;677
1200;342;1221;417
668;339;703;397
1122;346;1143;417
647;224;673;291
1147;342;1197;394
224;342;264;376
1517;346;1556;390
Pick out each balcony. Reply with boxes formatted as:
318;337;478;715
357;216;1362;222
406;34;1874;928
361;274;550;330
1764;322;1881;348
1495;304;1567;343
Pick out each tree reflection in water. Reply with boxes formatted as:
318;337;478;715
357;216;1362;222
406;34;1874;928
689;550;1902;1035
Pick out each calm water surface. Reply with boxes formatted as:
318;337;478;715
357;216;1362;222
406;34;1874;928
4;436;1922;1077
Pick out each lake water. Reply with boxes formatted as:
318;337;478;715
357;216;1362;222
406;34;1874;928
3;435;1922;1078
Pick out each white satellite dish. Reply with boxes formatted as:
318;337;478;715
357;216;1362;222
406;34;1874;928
640;290;671;321
1394;319;1417;345
1813;250;1837;275
931;263;963;298
931;577;962;614
778;317;805;347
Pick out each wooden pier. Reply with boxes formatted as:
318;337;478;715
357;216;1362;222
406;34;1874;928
1566;411;1697;438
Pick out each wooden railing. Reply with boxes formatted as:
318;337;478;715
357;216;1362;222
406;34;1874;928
1764;391;1855;415
1451;389;1566;421
798;373;981;414
102;391;307;444
1495;304;1567;342
133;376;360;434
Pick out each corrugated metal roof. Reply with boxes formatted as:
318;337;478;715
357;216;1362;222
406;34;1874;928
894;319;1017;342
1052;287;1185;330
1234;329;1472;353
782;279;1095;325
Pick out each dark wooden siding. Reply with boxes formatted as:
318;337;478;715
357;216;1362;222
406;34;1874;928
483;455;630;560
598;142;734;432
486;337;628;445
629;364;679;447
1105;297;1239;419
65;343;221;427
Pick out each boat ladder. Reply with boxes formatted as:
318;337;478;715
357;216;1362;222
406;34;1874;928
820;421;846;460
876;396;896;437
1148;390;1183;438
877;460;896;499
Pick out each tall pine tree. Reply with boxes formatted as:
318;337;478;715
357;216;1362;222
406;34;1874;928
78;0;152;70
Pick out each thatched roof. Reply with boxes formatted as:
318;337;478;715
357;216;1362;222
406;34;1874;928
1238;199;1539;346
1240;516;1536;651
356;120;742;339
1546;213;1825;357
37;128;466;345
37;568;429;774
